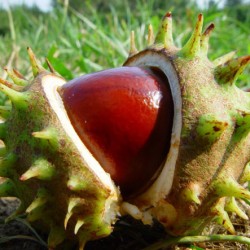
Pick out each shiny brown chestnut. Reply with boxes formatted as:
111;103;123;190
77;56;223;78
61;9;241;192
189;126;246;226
59;66;174;197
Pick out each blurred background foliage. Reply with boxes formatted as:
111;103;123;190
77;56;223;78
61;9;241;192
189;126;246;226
0;0;249;85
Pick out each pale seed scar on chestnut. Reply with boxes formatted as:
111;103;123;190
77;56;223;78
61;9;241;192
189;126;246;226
0;11;249;250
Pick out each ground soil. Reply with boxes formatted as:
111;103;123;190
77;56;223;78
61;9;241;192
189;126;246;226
0;197;250;250
0;198;47;250
0;197;167;250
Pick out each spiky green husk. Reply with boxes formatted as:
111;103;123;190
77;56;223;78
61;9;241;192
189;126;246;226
0;50;119;249
124;12;250;236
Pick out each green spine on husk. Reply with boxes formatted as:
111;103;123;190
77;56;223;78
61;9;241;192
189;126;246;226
0;48;119;249
124;12;250;236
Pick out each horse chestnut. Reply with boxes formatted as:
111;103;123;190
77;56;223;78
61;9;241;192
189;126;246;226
1;13;249;248
60;66;173;197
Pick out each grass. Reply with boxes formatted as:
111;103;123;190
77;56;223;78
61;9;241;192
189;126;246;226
0;1;249;83
0;1;249;249
143;234;250;250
